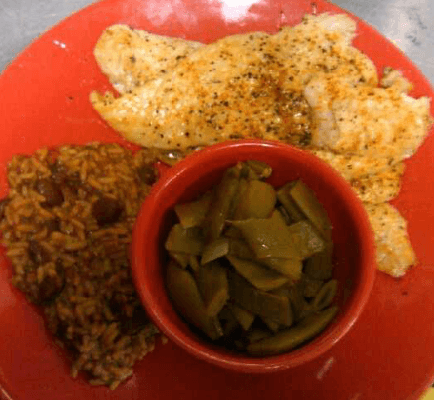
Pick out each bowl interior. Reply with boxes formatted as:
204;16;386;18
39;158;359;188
132;140;375;372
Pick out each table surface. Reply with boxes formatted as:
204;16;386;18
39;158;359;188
0;0;433;399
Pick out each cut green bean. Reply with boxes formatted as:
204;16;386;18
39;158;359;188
247;329;272;344
196;261;229;317
233;179;276;220
166;261;223;340
260;257;302;281
277;185;306;223
169;251;190;268
302;276;324;298
174;191;212;228
189;255;201;273
277;205;293;225
312;279;338;311
223;226;244;239
231;210;300;259
286;220;325;259
261;316;281;333
218;306;239;336
230;304;255;331
227;238;255;260
165;224;205;255
272;284;313;322
285;284;307;322
304;245;333;280
285;180;332;240
201;238;230;265
205;165;241;240
244;160;273;179
228;177;249;218
226;255;288;291
228;270;292;325
247;306;338;356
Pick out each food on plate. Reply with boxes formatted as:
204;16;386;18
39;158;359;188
94;24;202;94
91;13;433;277
348;163;405;204
165;161;338;355
90;13;379;150
364;203;416;277
308;150;397;182
90;14;429;156
246;305;338;356
0;143;161;389
304;75;431;163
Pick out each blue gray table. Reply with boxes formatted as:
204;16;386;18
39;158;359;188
0;0;433;85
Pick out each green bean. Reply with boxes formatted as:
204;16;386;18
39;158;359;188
196;261;229;317
166;261;223;340
240;164;259;180
226;255;288;291
276;283;314;322
312;279;338;311
228;177;249;218
244;160;273;179
298;303;315;321
277;205;293;225
174;191;212;228
260;257;302;281
302;276;324;298
261;316;280;333
304;244;333;280
228;270;292;325
205;165;241;240
247;306;338;356
227;238;255;260
169;251;190;268
165;224;205;255
218;306;239;336
223;226;244;239
233;179;276;220
276;185;306;223
285;284;305;322
231;210;301;259
201;238;230;265
286;220;325;259
189;255;201;273
230;304;255;331
247;329;272;344
285;180;332;240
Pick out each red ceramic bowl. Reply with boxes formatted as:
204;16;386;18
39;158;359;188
131;139;376;372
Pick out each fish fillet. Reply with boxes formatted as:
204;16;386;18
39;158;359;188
304;75;431;162
309;150;395;181
310;150;404;203
350;163;404;204
364;203;416;277
90;14;378;150
380;67;413;94
94;24;202;94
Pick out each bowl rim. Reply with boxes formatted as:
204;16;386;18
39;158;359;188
132;139;376;372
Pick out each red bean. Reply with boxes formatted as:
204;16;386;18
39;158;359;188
92;196;123;226
35;179;64;208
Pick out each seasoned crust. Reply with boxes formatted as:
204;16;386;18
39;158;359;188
90;14;379;150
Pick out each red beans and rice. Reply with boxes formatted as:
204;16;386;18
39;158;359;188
0;143;161;390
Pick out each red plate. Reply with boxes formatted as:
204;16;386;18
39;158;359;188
0;0;433;399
